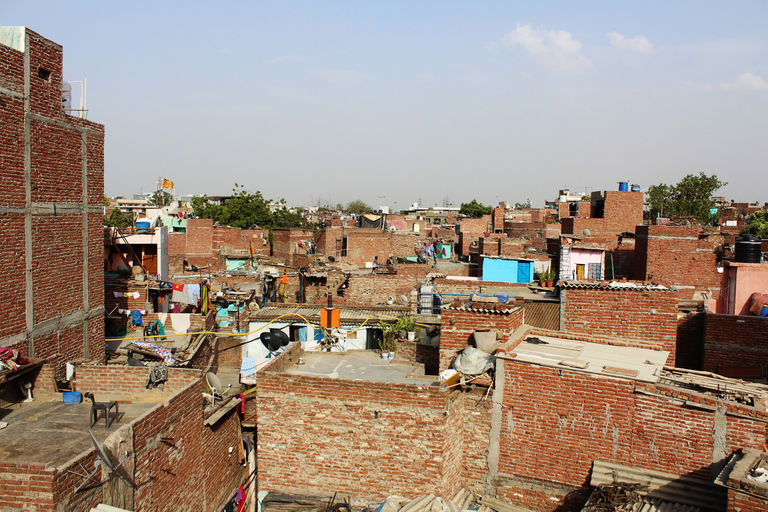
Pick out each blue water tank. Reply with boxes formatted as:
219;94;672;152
618;182;629;192
631;184;641;192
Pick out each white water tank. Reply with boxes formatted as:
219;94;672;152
61;82;72;113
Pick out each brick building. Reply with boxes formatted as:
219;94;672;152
634;225;723;300
0;27;105;376
558;281;679;364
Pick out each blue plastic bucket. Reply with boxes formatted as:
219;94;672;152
63;391;82;404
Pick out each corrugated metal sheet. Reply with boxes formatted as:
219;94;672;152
522;300;560;330
558;280;676;292
660;368;768;400
590;460;726;510
250;305;408;325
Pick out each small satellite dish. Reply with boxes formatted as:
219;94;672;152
215;297;229;309
270;329;290;346
90;430;115;472
248;301;260;311
582;228;591;236
260;332;281;352
328;256;335;262
205;372;224;395
399;295;409;304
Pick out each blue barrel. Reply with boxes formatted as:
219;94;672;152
63;391;82;404
631;184;641;192
618;182;629;192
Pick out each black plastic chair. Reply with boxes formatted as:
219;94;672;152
84;392;118;428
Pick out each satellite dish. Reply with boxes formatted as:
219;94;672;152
387;296;395;305
682;220;692;226
205;372;224;395
248;301;260;311
90;430;115;472
215;297;229;309
582;228;591;236
270;328;290;346
260;332;281;352
328;256;335;262
399;295;409;304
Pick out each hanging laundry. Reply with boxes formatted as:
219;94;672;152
133;291;140;299
113;291;123;297
186;283;201;305
171;283;186;303
131;310;143;326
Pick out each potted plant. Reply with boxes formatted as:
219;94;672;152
399;317;418;341
545;270;554;287
377;321;399;358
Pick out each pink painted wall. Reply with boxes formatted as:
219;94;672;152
562;248;604;281
718;261;768;315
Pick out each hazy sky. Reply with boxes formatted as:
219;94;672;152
4;1;767;210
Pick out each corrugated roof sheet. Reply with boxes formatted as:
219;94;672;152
589;460;724;510
522;300;560;330
558;280;675;292
250;305;408;325
511;335;668;383
441;304;522;314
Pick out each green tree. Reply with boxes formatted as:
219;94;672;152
192;185;312;230
460;199;492;218
645;173;727;224
346;199;372;215
743;210;768;239
104;208;132;228
149;190;173;206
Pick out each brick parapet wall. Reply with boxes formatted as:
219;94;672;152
499;360;767;510
439;307;523;371
676;311;705;370
703;313;768;374
73;365;202;402
560;287;679;364
256;372;457;499
0;461;56;512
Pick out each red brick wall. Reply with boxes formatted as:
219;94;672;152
728;489;768;511
703;313;768;374
0;461;57;512
499;360;768;510
74;365;202;401
272;228;315;267
439;307;523;371
634;225;723;300
458;216;490;256
676;311;705;370
0;29;105;377
561;191;643;238
256;372;472;500
560;287;679;364
186;219;213;255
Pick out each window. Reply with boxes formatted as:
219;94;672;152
588;263;602;280
38;68;51;81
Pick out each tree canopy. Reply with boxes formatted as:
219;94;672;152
191;184;311;230
104;208;132;228
460;199;492;218
346;199;372;215
743;210;768;239
646;173;727;224
149;190;173;206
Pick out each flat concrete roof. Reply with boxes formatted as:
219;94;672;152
512;334;669;383
284;351;439;386
0;399;156;468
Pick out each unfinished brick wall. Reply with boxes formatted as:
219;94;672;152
728;489;768;511
560;286;679;364
439;306;523;371
458;216;490;256
344;265;433;306
498;360;768;511
634;225;723;300
0;28;105;377
561;191;643;238
272;228;316;267
703;313;768;375
256;372;468;500
676;311;705;370
395;339;439;374
391;231;426;258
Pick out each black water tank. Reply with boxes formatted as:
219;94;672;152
735;234;762;263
